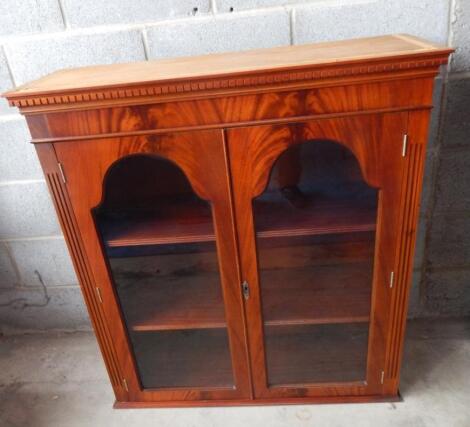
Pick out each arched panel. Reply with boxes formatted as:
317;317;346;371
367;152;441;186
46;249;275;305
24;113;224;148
98;153;200;209
299;117;381;188
94;154;217;252
226;112;407;399
60;131;225;211
244;116;382;202
53;129;252;402
93;153;235;390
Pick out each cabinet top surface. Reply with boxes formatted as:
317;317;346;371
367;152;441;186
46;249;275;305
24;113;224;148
3;34;452;111
5;34;450;95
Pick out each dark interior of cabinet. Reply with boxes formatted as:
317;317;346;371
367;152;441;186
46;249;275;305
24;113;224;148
94;140;377;388
265;322;369;385
100;195;376;247
110;233;374;332
131;328;234;389
251;141;376;385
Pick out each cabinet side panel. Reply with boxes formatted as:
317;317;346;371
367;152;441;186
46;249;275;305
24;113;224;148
384;110;430;393
365;113;408;395
34;143;127;400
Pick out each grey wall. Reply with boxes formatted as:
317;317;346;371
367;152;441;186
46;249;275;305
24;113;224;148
409;1;470;318
0;0;468;333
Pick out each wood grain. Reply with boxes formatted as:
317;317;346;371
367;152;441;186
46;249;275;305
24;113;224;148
3;35;451;112
35;144;128;401
53;131;251;402
114;259;373;331
14;35;451;407
100;196;376;248
25;78;435;142
227;112;407;399
383;110;430;394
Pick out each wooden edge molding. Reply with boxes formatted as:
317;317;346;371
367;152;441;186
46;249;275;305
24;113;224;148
386;142;425;379
45;170;124;389
5;54;449;113
28;106;433;144
113;393;402;408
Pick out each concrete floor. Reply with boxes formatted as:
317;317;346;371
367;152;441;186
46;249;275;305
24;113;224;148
0;318;469;427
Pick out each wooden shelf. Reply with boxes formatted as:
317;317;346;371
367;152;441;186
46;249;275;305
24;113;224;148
254;196;376;239
265;323;369;385
260;261;372;326
117;260;372;332
100;196;376;248
131;329;234;389
118;272;226;331
99;200;214;247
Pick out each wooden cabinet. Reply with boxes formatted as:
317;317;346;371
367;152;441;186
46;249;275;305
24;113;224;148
3;34;452;407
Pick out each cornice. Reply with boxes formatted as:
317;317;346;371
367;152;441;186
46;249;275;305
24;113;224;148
6;54;450;112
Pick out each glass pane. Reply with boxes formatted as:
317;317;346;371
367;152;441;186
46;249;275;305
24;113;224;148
94;155;234;389
253;141;377;386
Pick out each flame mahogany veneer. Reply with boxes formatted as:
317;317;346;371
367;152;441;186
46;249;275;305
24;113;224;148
4;34;452;407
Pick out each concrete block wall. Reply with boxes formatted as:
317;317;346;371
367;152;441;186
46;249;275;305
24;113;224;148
415;0;470;318
0;0;467;332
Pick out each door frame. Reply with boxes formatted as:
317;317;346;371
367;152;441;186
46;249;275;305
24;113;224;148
51;129;252;402
226;112;409;399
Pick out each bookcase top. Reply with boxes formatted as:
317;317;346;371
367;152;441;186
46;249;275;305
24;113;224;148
3;34;452;112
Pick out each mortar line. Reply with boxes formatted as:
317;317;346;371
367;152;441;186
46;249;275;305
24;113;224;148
57;0;70;30
141;29;150;60
0;114;23;123
1;241;22;287
0;235;64;243
449;70;470;80
447;0;457;72
10;283;80;290
0;23;149;44
1;45;18;88
0;7;287;46
210;0;218;14
289;7;296;45
447;0;457;46
0;179;45;186
427;264;470;274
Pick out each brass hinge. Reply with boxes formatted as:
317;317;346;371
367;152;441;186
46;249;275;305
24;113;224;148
389;271;395;289
381;370;385;384
95;287;103;303
242;280;250;300
57;162;66;184
402;134;408;157
122;378;129;392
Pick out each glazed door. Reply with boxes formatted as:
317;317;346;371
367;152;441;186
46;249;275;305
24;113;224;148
227;113;408;398
52;130;251;402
